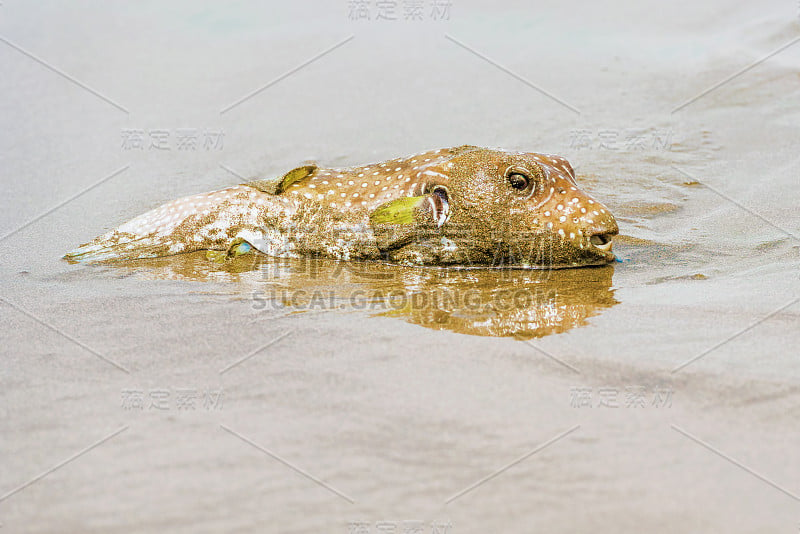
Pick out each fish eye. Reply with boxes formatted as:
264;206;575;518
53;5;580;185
507;172;530;191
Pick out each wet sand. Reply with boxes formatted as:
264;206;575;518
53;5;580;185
1;1;799;532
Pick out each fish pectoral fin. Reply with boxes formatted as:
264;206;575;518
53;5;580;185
369;196;428;225
206;238;254;263
370;187;450;227
370;195;442;251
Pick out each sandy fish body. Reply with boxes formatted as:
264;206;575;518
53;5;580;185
65;146;619;268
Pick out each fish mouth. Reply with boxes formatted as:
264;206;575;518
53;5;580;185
585;227;618;260
589;233;614;253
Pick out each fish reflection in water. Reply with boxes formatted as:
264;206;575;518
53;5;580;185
96;253;618;339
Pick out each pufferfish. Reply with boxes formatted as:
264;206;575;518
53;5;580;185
65;146;619;268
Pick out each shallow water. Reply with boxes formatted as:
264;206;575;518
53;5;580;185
77;254;619;339
2;1;800;533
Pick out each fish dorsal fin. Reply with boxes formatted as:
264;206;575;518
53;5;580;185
244;164;318;195
275;164;317;193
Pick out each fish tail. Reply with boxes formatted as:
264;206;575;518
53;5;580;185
64;234;173;263
65;186;269;263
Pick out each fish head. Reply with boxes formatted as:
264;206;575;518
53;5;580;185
416;148;619;267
